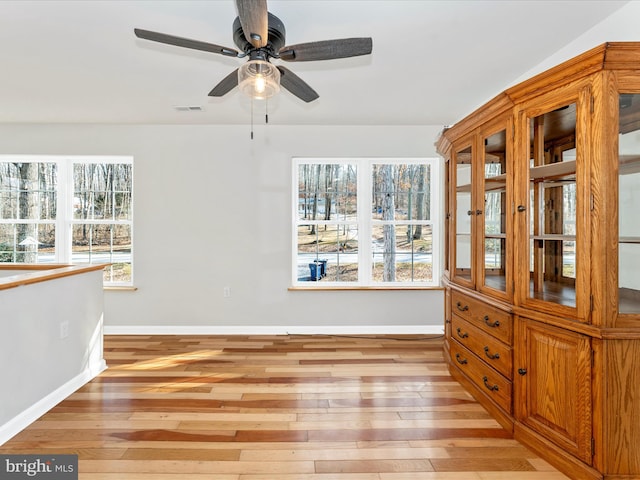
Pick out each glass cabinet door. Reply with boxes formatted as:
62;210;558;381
481;127;508;295
618;93;640;314
444;158;450;277
525;102;581;311
453;143;473;286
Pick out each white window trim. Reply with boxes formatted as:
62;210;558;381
292;157;441;288
0;155;134;286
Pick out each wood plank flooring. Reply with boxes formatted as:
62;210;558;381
0;334;570;479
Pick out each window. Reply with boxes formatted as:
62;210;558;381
293;158;440;286
0;155;133;286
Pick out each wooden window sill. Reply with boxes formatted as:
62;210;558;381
104;286;138;291
289;285;444;291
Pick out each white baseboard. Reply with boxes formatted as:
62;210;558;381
0;361;107;446
104;325;444;336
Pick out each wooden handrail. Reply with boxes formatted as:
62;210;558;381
0;264;107;291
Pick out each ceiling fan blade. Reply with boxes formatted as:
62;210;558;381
134;28;239;57
208;69;239;97
279;37;372;62
277;66;319;103
236;0;268;48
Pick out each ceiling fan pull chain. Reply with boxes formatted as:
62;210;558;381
265;97;269;124
250;96;254;140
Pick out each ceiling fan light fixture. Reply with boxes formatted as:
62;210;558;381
238;60;280;100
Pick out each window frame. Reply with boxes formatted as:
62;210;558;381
292;157;441;287
0;155;134;287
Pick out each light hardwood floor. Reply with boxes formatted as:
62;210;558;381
0;334;570;479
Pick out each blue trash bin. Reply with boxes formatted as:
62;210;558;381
317;259;328;277
309;262;321;281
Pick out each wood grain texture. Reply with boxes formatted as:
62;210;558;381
519;319;592;463
0;334;568;478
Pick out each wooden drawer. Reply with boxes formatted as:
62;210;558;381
452;315;513;379
450;340;512;413
451;290;512;345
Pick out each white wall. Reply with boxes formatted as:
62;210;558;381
514;1;640;82
0;123;445;333
0;270;105;443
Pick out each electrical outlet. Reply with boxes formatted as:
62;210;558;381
223;286;231;298
60;321;69;339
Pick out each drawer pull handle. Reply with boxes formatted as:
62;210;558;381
456;328;469;339
483;315;500;328
518;368;527;376
455;353;468;365
456;302;469;312
483;376;499;392
484;346;500;360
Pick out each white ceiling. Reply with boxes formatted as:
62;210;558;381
0;0;629;126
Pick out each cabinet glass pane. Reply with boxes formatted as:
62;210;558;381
483;129;507;292
619;93;640;313
455;145;472;282
528;103;577;307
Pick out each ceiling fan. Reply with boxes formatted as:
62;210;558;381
134;0;373;103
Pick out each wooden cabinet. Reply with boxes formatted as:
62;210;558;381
515;318;592;463
438;42;640;479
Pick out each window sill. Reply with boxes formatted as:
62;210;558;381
288;285;444;291
104;286;138;291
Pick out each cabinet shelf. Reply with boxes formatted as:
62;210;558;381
456;176;506;193
530;234;576;241
526;156;640;180
456;160;584;192
620;236;640;244
528;279;576;306
456;161;580;192
620;155;640;175
485;175;507;192
529;160;576;182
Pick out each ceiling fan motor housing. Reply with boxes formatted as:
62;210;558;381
232;12;286;56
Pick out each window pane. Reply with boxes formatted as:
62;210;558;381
74;163;133;221
0;223;55;263
72;223;132;283
115;191;133;220
296;224;358;282
0;162;57;220
372;164;431;221
298;164;356;221
455;147;473;281
372;224;433;282
619;93;640;313
483;128;507;292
